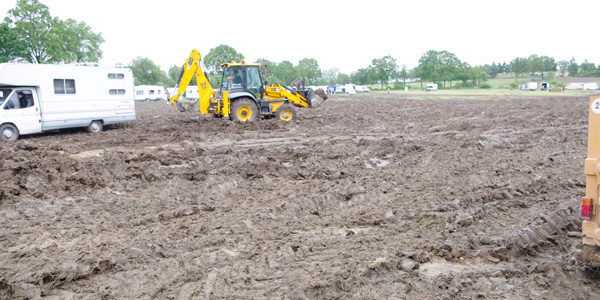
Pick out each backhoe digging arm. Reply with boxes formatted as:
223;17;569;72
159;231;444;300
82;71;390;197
169;49;215;113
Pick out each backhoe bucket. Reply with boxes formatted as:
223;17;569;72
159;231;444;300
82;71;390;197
309;88;328;108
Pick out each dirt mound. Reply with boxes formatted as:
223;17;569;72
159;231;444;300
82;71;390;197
1;95;599;299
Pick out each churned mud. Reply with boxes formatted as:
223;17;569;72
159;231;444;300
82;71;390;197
1;92;600;299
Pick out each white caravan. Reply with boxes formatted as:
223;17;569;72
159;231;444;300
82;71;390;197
519;82;537;91
134;85;165;101
182;86;200;100
0;63;136;141
426;83;438;91
356;85;371;92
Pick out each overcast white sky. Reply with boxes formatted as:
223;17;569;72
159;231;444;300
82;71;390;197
1;0;599;74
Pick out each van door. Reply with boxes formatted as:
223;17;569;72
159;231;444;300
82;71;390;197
0;88;42;135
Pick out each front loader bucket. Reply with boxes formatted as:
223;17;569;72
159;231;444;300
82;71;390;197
309;88;328;108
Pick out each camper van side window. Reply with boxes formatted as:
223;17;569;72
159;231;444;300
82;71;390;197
109;89;126;95
65;80;76;94
108;73;125;79
54;79;76;94
54;79;65;94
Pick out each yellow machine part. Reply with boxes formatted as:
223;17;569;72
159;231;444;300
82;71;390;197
583;95;600;247
169;49;217;115
264;84;310;108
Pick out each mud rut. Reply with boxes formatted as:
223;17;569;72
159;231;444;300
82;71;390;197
1;93;600;299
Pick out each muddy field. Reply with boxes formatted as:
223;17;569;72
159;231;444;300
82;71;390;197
1;92;600;299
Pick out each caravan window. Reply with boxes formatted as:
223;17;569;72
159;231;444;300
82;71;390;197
136;90;144;95
108;73;125;79
54;79;76;94
109;89;126;95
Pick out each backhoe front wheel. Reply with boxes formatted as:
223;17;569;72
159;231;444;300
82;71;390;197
231;98;259;122
276;104;296;122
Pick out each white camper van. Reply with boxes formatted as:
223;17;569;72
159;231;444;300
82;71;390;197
134;85;165;101
519;82;537;91
0;63;136;141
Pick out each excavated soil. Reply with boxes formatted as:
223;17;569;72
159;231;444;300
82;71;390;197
1;92;600;299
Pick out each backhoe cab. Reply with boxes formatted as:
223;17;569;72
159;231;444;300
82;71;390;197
168;49;326;122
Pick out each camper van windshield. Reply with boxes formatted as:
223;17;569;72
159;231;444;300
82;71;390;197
0;88;12;104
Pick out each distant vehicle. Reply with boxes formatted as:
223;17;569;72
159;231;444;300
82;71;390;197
0;63;136;141
564;82;599;90
134;85;165;101
426;83;438;91
541;82;549;91
344;84;356;95
356;85;371;93
519;82;537;91
182;86;200;100
584;83;599;90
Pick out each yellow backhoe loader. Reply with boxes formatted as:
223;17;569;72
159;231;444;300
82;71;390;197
581;95;600;263
168;49;327;122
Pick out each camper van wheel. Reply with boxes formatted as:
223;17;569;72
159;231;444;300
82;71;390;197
0;124;19;142
86;120;103;133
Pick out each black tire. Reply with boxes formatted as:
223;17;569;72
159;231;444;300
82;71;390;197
230;98;259;122
86;120;103;133
0;124;19;142
276;104;296;122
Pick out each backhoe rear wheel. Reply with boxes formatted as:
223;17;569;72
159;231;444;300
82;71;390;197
231;98;259;122
276;104;296;122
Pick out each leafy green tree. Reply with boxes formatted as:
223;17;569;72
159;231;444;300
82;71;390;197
437;51;461;87
0;22;25;62
3;0;53;63
557;60;569;76
567;57;578;77
399;64;409;85
370;55;398;88
528;55;556;80
2;0;103;63
129;57;169;86
416;50;463;87
297;58;322;85
272;60;299;85
168;64;181;83
488;62;499;79
203;44;244;73
255;58;276;84
350;67;374;85
416;50;441;85
337;73;350;84
509;57;530;81
476;65;489;85
49;18;104;63
455;63;472;86
580;59;597;77
528;54;542;79
541;56;556;75
320;67;340;85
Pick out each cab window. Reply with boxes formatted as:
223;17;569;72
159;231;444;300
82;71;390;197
0;88;12;107
3;90;34;110
246;67;262;98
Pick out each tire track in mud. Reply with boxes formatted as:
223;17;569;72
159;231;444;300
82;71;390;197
69;132;408;159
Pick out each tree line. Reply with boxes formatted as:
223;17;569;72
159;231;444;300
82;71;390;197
2;0;600;90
